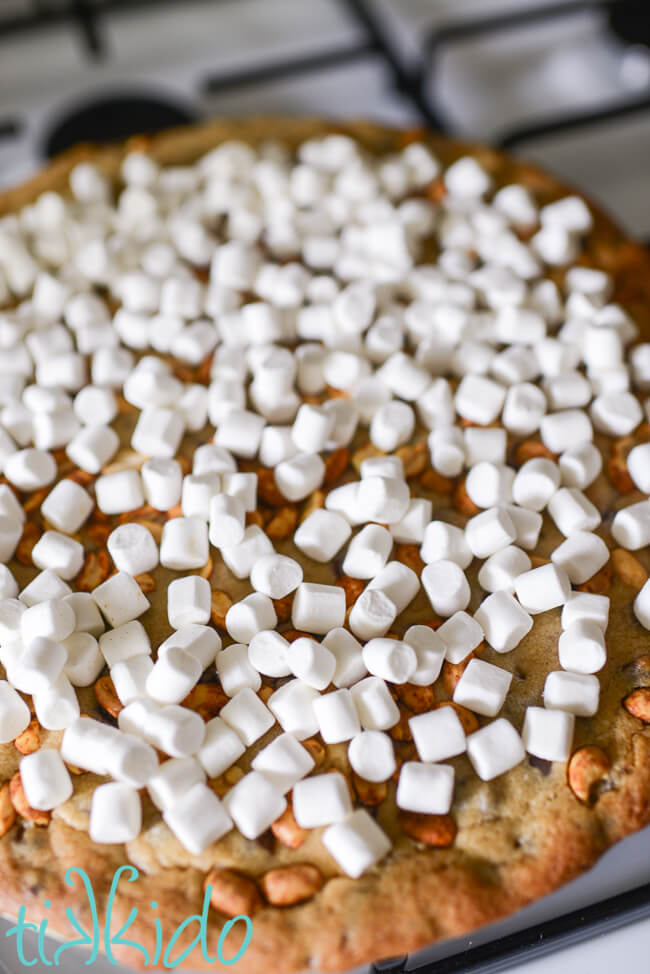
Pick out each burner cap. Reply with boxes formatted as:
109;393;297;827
608;0;650;48
42;91;196;158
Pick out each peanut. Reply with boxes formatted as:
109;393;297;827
210;590;233;629
205;869;262;918
266;506;297;541
257;468;287;507
260;864;324;906
388;709;413;742
298;489;325;523
395;442;427;478
15;522;41;566
623;688;650;723
395;683;436;713
0;782;17;837
9;772;50;825
273;595;293;623
577;566;612;595
94;675;122;719
611;548;648;590
567;746;611;803
198;556;214;580
606;453;635;493
514;440;556;466
352;773;387;806
302;737;326;768
324;447;350;486
419;469;454;494
134;572;156;593
398;811;457;846
76;550;111;591
182;684;228;721
336;575;364;608
394;544;425;575
271;804;307;849
453;478;481;517
351;443;382;474
14;718;41;755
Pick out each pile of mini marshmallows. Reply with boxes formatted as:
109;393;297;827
1;132;650;880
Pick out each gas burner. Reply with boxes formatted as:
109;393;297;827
608;0;650;49
42;91;197;158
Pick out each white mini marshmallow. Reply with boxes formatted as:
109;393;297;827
350;676;400;731
20;748;73;810
465;507;517;559
512;459;561;512
33;673;80;730
92;569;150;627
347;730;395;782
107;523;159;576
226;592;277;644
465;462;514;510
222;472;258;512
611;500;650;550
268;678;320;739
501;383;547;436
160;516;209;570
522;706;574;762
98;619;151;667
218;686;276;746
455;374;505;426
275;452;325;502
292;771;352;828
181;473;221;520
438;611;484;664
547;488;601;537
514;563;571;614
466;718;525;780
167;575;211;629
20;572;71;609
558;619;607;674
322;628;367;688
251;732;315;793
474;591;533;653
505;504;543;551
216;643;262;696
208;493;246;548
10;636;67;696
322;808;391;878
626;443;650;493
633;580;650;630
31;531;84;580
540;409;592;453
0;566;18;600
20;597;75;644
410;705;467;763
421;560;471;617
369;401;415;452
551;531;609;585
403;625;446;686
163;782;233;854
66;424;120;474
222;771;286;840
366;561;420;615
95;469;145;515
390;498;432;544
294;509;352;564
245;630;290;680
287;637;336;690
4;448;57;491
73;385;117;426
0;680;31;743
291;582;346;635
590;392;642;437
157;625;220;672
291;403;334;453
543;670;600;716
141;458;183;511
396;761;454;815
313;688;361;743
420;521;472;570
477;546;532;595
453;658;513;717
215;409;265;459
362;637;417;684
342;524;393;579
110;655;154;705
250;553;303;599
561;592;610;631
89;782;142;844
196;716;246;778
41;479;93;534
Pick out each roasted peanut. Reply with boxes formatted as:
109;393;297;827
336;575;364;608
623;688;650;723
0;782;16;837
205;869;263;918
299;490;325;523
266;506;297;541
352;773;387;806
301;737;326;768
398;811;457;846
388;709;413;742
395;442;427;478
324;447;350;486
395;683;436;713
611;549;648;590
260;864;324;906
273;595;293;623
15;522;41;566
394;544;425;574
453;478;481;517
76;550;111;591
514;440;556;466
419;469;454;495
182;684;228;721
94;675;122;719
271;804;307;849
210;590;233;629
134;572;156;593
14;718;40;755
567;746;611;803
257;468;287;507
198;556;214;580
577;566;612;595
9;772;50;826
606;453;635;493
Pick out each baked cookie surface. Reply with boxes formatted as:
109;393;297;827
0;118;649;973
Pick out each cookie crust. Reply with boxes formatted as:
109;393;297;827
1;117;649;973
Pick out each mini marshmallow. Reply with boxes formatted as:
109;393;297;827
551;531;609;585
347;730;395;782
0;518;22;564
89;783;142;844
294;510;352;564
322;808;391;878
216;643;262;696
420;521;472;569
95;469;145;515
0;598;25;642
163;782;233;854
31;531;84;580
512;459;561;512
313;688;361;743
222;771;286;840
0;680;31;743
389;498;432;544
167;575;211;629
20;597;75;645
401;625;445;686
66;424;120;474
343;524;393;578
215;409;265;459
502;383;547;436
514;563;571;614
350;676;400;731
148;757;206;811
357;476;410;525
348;589;397;641
226;592;277;644
611;500;650;550
410;705;467;763
181;473;221;520
540;409;592;454
558;619;607;674
250;553;303;599
40;479;93;534
73;385;117;426
110;654;154;705
477;546;532;595
220;687;275;745
141;458;183;511
4;448;57;490
522;706;574;762
251;733;315;793
561;592;610;631
193;444;237;476
438;611;484;664
543;670;600;716
291;403;334;452
474;591;533;653
465;462;514;509
547;488;601;537
396;761;454;815
378;351;430;402
157;624;221;671
131;407;185;459
291;582;346;635
465;507;517;559
421;560;471;617
92;572;150;629
559;442;603;490
360;456;405;480
267;679;320;739
626;443;650;493
322;628;367;688
208;493;246;548
60;716;118;775
99;619;151;667
12;637;67;695
455;374;505;426
505;504;542;551
32;408;80;451
367;561;420;614
275;452;325;502
544;372;592;411
590;392;642;437
196;716;246;777
20;749;72;810
32;673;80;730
633;580;650;630
0;565;18;601
222;471;258;512
362;638;417;684
107;523;159;577
20;570;71;607
325;482;366;525
287;637;337;690
369;401;415;452
292;771;352;828
467;718;525;781
120;700;205;758
453;658;513;717
160;516;209;570
259;425;298;467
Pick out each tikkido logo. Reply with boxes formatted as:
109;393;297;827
6;866;253;968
